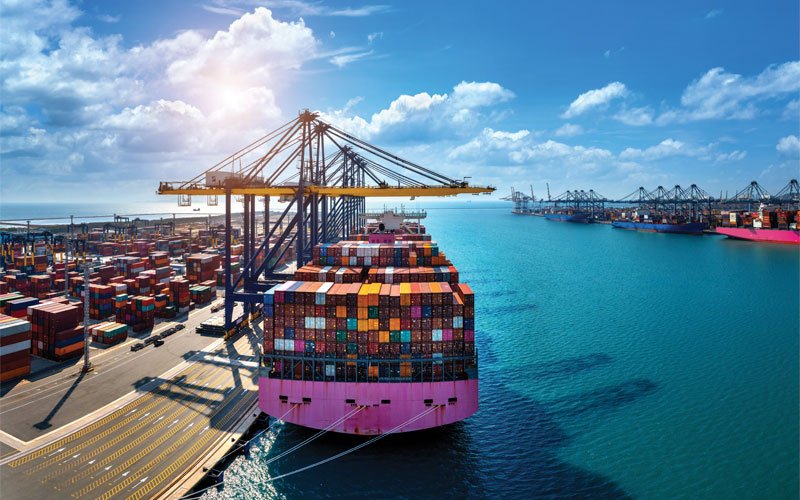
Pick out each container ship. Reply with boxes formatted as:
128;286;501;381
716;208;800;244
259;211;477;435
543;211;591;223
611;210;706;234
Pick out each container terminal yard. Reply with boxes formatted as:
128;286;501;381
0;111;493;498
503;180;800;242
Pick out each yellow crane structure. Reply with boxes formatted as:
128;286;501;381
158;109;494;331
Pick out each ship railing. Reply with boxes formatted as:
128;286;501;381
259;352;478;384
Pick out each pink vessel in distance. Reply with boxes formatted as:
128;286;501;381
716;227;800;244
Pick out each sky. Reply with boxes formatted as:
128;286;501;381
0;0;798;204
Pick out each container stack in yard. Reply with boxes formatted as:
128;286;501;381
28;301;83;361
30;275;52;299
190;284;215;305
169;278;191;311
0;292;25;314
7;297;38;319
88;284;115;320
186;254;221;284
90;321;128;345
1;313;32;382
119;296;155;332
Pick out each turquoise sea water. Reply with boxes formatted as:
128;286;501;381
208;208;799;499
8;202;796;497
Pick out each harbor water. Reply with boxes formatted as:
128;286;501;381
210;207;798;499
8;203;795;498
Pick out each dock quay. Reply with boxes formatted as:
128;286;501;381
0;299;263;500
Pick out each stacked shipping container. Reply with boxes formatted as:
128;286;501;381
28;302;83;360
90;321;128;345
0;314;32;382
264;236;475;381
186;254;220;283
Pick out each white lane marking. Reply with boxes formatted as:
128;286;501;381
199;425;209;435
126;408;138;416
48;447;66;457
167;419;180;429
137;412;151;421
183;422;194;432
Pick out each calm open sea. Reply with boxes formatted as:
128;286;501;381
200;208;799;499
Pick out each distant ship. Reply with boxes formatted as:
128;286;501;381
716;207;800;245
612;220;706;235
543;212;591;223
716;227;799;244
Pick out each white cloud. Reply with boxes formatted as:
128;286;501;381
327;5;390;16
776;135;800;156
619;139;712;160
614;106;654;126
705;9;723;19
165;8;317;86
367;32;383;44
97;13;120;23
715;150;747;163
554;123;583;137
330;50;374;68
0;2;322;200
603;47;625;59
449;127;611;167
202;4;245;16
448;128;532;161
657;61;800;124
329;30;336;38
783;99;799;120
206;1;390;17
320;81;515;140
562;82;628;118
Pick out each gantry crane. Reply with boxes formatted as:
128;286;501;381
158;110;494;332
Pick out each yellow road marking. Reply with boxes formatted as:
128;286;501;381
80;385;251;499
7;332;251;469
141;393;259;500
8;360;215;469
57;368;234;491
117;391;257;500
32;363;220;479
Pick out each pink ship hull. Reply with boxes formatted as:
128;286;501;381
716;227;800;244
259;377;478;435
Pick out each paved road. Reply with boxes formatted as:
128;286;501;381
0;327;261;500
0;301;239;442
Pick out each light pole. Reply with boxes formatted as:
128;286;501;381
82;264;93;373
